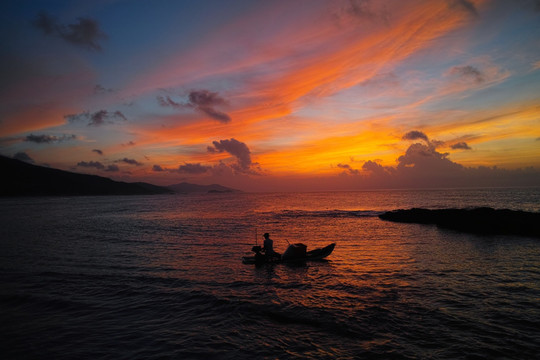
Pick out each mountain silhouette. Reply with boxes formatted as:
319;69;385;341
1;155;172;196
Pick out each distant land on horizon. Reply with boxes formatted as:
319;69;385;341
0;156;237;197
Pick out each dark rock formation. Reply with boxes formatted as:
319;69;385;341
379;207;540;238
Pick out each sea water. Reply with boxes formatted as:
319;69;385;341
1;188;539;359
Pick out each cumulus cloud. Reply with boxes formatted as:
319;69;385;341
362;160;396;177
337;163;360;175
77;160;104;169
105;164;119;172
451;142;472;150
33;11;106;51
208;138;254;172
157;89;231;123
337;131;465;186
402;130;429;142
345;142;465;188
333;131;540;188
152;164;165;172
178;163;211;174
65;110;127;126
397;143;459;172
92;149;103;155
13;152;35;164
206;138;262;174
24;134;77;143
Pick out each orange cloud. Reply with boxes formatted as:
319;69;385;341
126;0;486;118
120;0;489;174
0;105;71;136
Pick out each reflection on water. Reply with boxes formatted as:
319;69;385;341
1;189;540;359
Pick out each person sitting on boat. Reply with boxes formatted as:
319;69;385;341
262;233;280;259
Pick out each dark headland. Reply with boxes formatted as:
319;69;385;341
0;155;240;196
379;207;540;238
0;155;172;196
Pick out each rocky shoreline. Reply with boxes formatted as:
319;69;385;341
379;207;540;238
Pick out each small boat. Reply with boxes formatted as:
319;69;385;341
242;243;336;264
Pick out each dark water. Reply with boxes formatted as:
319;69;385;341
1;188;539;359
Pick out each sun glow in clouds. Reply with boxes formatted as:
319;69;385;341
1;0;539;191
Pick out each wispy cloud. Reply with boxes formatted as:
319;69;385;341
24;134;76;144
447;0;479;18
4;0;538;191
157;89;231;123
65;110;127;126
94;85;114;94
33;11;107;51
450;65;485;83
115;158;143;166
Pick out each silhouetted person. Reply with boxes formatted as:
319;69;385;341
262;233;280;259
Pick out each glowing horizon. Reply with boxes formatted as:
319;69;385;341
1;0;539;191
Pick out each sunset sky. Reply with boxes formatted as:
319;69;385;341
1;0;539;191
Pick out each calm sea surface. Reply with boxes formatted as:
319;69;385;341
1;188;539;359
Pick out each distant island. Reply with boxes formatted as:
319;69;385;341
0;155;237;197
379;207;540;238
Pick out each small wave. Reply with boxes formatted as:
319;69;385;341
272;210;384;219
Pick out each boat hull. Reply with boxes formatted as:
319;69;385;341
242;243;335;264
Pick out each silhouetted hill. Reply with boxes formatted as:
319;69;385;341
380;207;540;238
0;155;172;196
167;182;240;194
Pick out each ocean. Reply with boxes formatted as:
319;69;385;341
1;188;539;359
